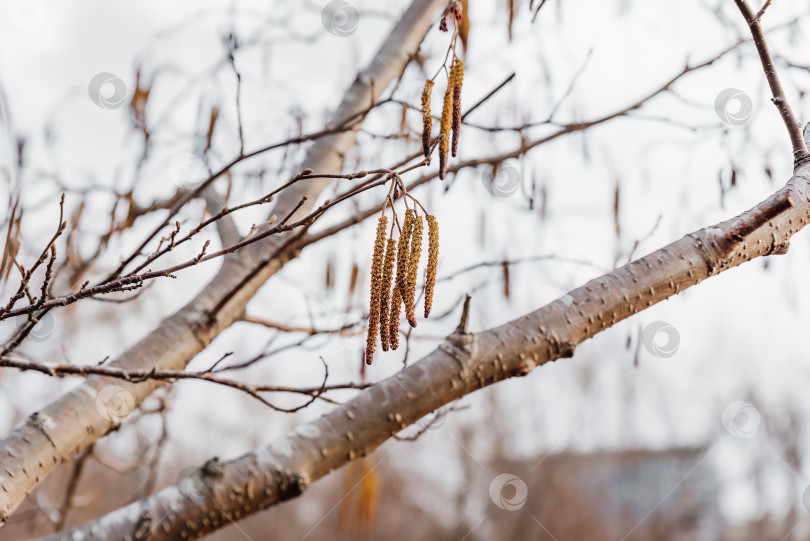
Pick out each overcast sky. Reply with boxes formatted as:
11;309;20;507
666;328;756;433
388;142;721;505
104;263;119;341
3;0;810;527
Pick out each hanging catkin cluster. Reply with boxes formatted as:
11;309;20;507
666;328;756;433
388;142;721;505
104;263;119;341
365;206;440;365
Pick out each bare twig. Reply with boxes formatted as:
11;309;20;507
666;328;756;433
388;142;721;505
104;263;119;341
734;0;808;164
0;353;364;410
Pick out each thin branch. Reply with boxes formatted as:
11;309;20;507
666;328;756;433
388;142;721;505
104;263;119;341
460;72;515;120
0;353;365;410
734;0;808;164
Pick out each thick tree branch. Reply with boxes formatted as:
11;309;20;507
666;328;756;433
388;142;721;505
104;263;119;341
49;164;810;540
0;0;446;525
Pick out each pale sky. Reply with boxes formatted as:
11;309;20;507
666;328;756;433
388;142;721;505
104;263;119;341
2;0;810;527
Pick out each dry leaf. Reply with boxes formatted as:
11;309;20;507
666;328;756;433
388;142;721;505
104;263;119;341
613;181;621;237
338;459;380;535
349;262;359;297
502;260;510;299
129;70;151;144
0;195;21;284
459;0;470;52
507;0;514;40
204;106;219;155
325;258;334;291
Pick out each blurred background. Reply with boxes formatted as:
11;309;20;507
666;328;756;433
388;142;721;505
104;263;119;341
3;0;810;539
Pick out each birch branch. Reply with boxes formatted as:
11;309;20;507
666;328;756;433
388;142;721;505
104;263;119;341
0;0;446;525
47;164;810;540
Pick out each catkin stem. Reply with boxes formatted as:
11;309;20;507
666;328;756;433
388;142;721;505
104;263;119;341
365;216;388;365
424;215;439;318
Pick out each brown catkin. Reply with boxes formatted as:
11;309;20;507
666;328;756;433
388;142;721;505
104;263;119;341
451;59;464;157
365;216;388;365
388;284;402;350
388;210;413;350
424;215;439;318
420;79;434;158
439;71;455;180
404;215;423;327
378;237;396;351
395;209;414;295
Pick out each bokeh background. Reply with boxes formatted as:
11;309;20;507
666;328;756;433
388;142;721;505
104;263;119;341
3;0;810;539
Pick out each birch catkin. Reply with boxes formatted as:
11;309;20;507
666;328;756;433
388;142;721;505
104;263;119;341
404;215;423;327
388;284;402;350
421;79;434;158
451;58;464;158
378;237;396;351
439;72;454;180
424;215;439;318
388;210;414;351
365;216;388;365
395;209;415;295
